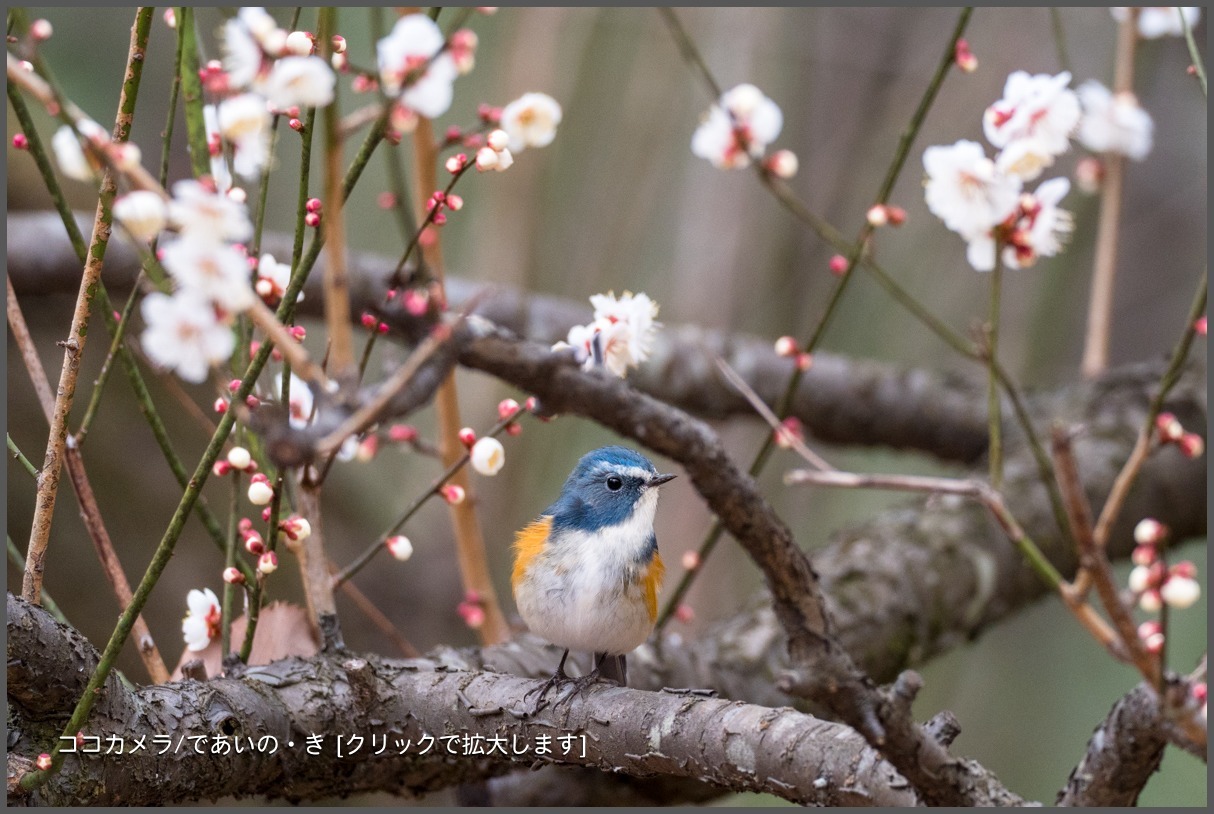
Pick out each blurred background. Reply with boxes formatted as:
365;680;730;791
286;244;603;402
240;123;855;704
7;7;1206;806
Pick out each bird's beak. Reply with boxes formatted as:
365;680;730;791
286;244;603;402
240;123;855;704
649;473;677;487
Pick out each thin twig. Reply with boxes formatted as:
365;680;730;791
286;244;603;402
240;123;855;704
715;359;834;472
1050;427;1156;681
1080;9;1138;378
657;7;974;627
19;9;154;605
986;255;1004;489
8;537;67;624
1180;8;1207;97
8;435;41;480
1093;276;1206;548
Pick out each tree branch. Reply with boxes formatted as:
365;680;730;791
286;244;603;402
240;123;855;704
9;594;1019;807
6;212;990;463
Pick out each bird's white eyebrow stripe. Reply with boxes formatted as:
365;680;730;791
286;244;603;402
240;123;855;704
598;465;653;480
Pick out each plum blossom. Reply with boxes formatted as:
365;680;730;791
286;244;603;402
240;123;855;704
691;83;783;169
113;191;168;242
1077;81;1154;160
470;437;505;476
555;291;661;377
499;92;562;152
141;290;236;383
984;71;1080;181
964;177;1073;271
159;238;255;312
51;119;107;182
260;55;336;110
1111;7;1202;38
254;252;299;304
168;179;253;242
377;14;459;118
217;93;272;178
221;13;266;89
182;588;222;651
923;139;1022;239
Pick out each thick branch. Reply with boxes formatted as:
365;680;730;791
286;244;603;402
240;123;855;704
10;594;987;807
6;212;989;462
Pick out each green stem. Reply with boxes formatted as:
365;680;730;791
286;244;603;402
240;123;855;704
8;434;41;480
1180;8;1206;97
177;7;211;179
987;255;1004;490
1048;8;1072;75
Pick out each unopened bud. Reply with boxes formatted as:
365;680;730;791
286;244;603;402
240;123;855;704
223;566;245;585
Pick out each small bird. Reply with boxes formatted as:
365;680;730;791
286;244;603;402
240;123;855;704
512;446;675;704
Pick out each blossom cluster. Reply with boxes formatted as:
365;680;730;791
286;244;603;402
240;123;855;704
924;61;1155;272
691;83;797;178
554;291;661;378
1128;518;1201;619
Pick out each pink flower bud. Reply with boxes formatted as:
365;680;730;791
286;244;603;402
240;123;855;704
1178;433;1204;458
1171;560;1198;580
487;129;510;152
954;38;978;73
1193;682;1208;703
765;149;799;179
330;34;347;53
445;153;467;174
458;427;477;448
248;475;274;506
1195;315;1207;336
403;289;429;316
681;550;701;571
258;551;279;574
796;352;814;372
828;254;849;276
214;398;229;414
1155;412;1184;442
475;146;499;172
774;417;804;449
505;422;523;436
356;436;378;462
305;212;321;228
497;398;521;420
223;566;245;585
389;424;418;443
213;460;232;477
12;133;28;150
674;604;695;623
244;533;266;556
1139;589;1163;613
1131;544;1156;567
774;336;798;357
1134;518;1168;546
524;396;539;413
228;378;243;393
226;446;252;471
36;753;52;771
1075;157;1104;194
885;205;907;226
866;204;889;227
441;484;466;505
386;535;414;562
163;9;176;28
246;394;261;409
360;312;378;330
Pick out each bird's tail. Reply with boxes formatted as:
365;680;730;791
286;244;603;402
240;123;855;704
594;652;626;685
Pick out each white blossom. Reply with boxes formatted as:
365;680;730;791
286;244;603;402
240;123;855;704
983;71;1079;160
217;93;272;178
51;120;107;182
499;92;562;152
1111;7;1202;38
202;106;233;194
222;15;265;89
377;14;459;118
168;179;253;242
255;252;299;304
963;177;1073;272
260;55;335;110
556;291;661;377
470;437;506;476
691;83;783;169
182;587;221;651
923;139;1022;239
160;238;255;312
1077;81;1154;160
141;290;235;383
113;191;168;242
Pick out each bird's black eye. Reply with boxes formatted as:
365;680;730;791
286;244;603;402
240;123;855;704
606;476;623;491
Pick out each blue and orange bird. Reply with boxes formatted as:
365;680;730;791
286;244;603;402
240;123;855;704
512;446;675;699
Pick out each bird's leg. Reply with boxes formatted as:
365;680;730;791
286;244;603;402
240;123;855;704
594;652;626;686
524;648;571;714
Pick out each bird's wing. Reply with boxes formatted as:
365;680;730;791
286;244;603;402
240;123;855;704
511;515;553;591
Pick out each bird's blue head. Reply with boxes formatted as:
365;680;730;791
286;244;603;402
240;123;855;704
547;446;676;534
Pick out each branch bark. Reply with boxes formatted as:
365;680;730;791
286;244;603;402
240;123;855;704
7;211;990;462
10;593;1009;807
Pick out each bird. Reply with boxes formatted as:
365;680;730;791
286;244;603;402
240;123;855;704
512;445;675;707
